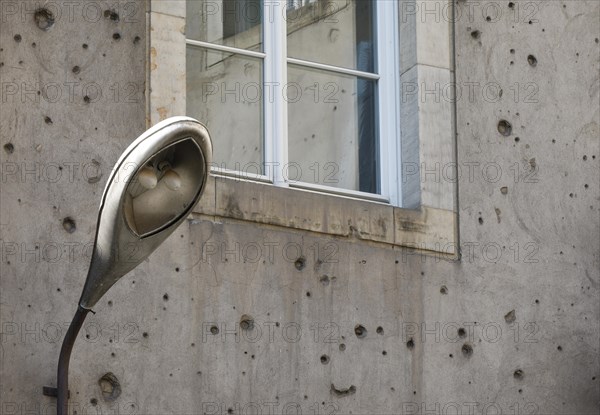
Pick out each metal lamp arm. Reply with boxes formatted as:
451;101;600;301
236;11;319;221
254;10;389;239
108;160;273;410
56;306;90;415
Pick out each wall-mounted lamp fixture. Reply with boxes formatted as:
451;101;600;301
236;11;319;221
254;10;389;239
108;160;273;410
43;117;212;414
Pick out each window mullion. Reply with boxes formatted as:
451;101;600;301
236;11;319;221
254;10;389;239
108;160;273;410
264;1;288;186
377;0;402;206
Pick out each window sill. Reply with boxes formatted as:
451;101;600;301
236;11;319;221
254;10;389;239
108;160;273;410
192;175;458;257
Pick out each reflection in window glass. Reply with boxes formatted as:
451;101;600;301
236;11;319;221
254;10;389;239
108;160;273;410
187;0;263;51
287;65;378;193
287;0;374;72
187;47;264;175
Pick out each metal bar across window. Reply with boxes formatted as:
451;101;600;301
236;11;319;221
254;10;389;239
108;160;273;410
186;39;266;59
287;57;380;80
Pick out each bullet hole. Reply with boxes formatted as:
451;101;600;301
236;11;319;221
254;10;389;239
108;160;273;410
31;42;36;48
90;398;98;406
175;267;180;272
162;293;169;301
527;55;537;67
382;350;387;356
107;300;113;306
110;352;115;357
210;325;219;335
142;332;148;338
98;372;122;401
471;30;481;39
514;369;524;380
83;44;89;49
497;120;512;136
72;66;81;74
134;36;141;44
462;343;474;357
14;34;22;42
87;160;102;184
518;389;523;393
4;143;14;154
584;184;589;189
596;38;599;44
583;155;587;161
330;384;356;397
320;354;330;364
510;48;515;54
57;288;61;292
449;354;453;358
504;309;516;324
240;315;255;330
508;2;514;8
406;338;415;350
44;116;53;125
84;96;91;103
112;33;122;41
569;193;574;198
458;328;467;338
354;324;367;338
478;217;484;225
485;16;491;22
339;343;346;351
376;326;384;335
440;285;448;294
319;275;330;286
557;345;562;351
514;137;520;142
62;217;76;233
535;299;539;304
104;9;120;21
34;8;55;30
294;256;306;270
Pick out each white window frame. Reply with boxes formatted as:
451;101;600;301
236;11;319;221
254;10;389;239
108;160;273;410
186;0;402;206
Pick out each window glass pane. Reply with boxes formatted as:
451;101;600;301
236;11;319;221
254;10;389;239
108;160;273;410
187;47;264;174
286;0;375;72
187;0;263;51
287;64;378;193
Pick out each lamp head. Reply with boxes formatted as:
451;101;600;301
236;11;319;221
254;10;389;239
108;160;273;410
79;117;212;309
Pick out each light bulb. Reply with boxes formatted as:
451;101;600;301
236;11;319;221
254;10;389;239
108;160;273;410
137;166;157;190
162;169;182;191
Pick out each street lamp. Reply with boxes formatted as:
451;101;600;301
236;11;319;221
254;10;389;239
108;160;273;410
43;117;213;414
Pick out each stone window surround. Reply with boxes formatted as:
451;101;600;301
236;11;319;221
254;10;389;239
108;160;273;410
146;0;458;257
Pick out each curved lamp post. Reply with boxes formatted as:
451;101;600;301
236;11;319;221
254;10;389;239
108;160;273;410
43;117;212;414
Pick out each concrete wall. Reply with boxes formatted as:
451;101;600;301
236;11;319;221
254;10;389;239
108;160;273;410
1;1;598;414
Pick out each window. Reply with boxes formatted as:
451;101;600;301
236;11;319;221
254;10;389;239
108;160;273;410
186;0;401;205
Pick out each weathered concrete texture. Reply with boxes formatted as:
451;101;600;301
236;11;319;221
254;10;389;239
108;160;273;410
431;0;600;412
0;0;599;414
0;0;147;411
